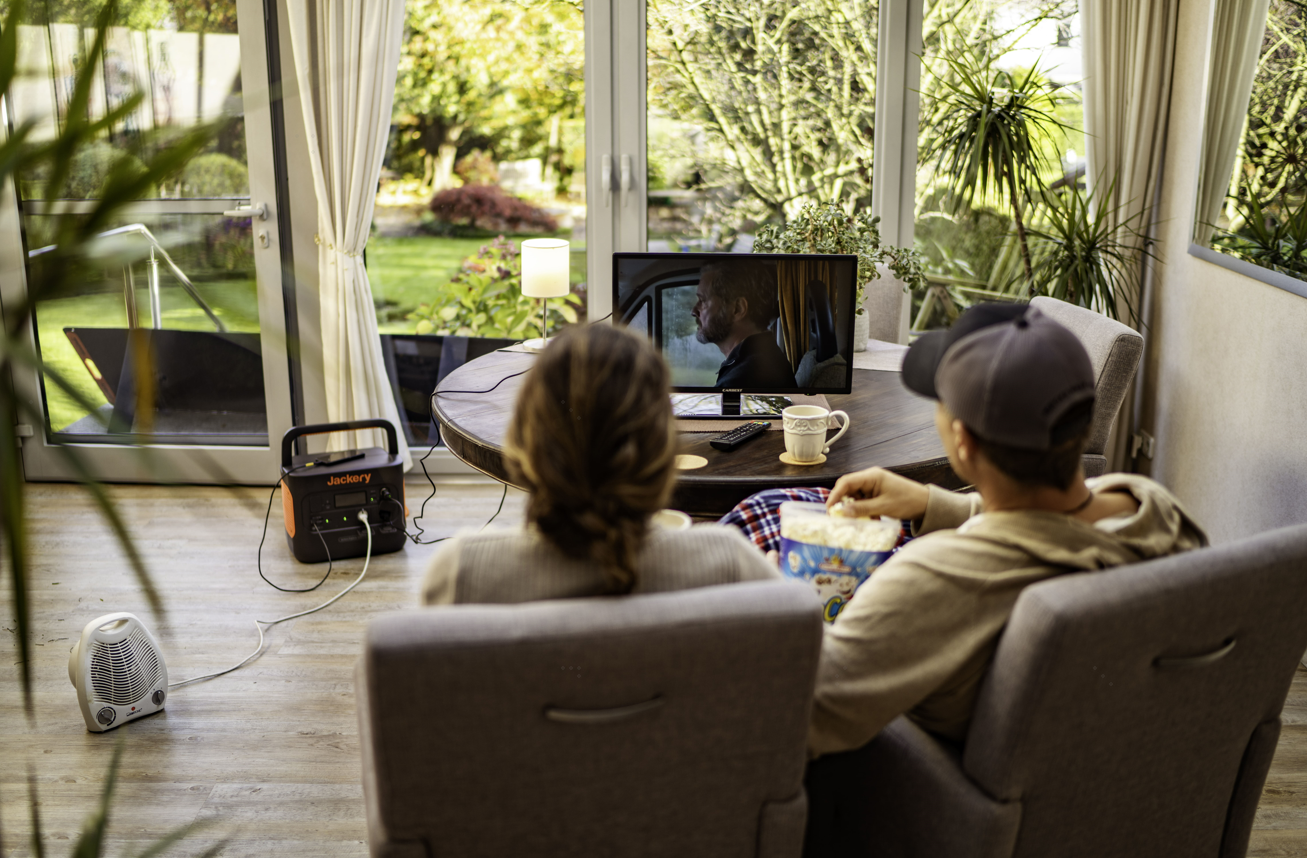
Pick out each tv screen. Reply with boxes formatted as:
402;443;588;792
613;252;859;399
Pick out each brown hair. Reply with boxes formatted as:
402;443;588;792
503;324;678;593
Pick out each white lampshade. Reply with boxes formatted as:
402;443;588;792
520;239;571;298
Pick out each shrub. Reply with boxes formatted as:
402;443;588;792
181;152;249;196
427;184;558;236
408;235;580;339
21;141;154;199
454;149;499;186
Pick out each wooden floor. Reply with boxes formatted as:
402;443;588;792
4;480;1307;856
2;479;525;857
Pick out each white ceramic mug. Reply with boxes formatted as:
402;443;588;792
782;405;851;463
651;509;692;531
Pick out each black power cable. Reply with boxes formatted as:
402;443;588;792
256;467;336;593
433;367;531;397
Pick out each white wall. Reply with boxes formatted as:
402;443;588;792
1140;0;1307;542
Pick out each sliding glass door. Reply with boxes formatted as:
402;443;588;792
2;0;293;483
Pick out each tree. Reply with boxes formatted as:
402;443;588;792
23;0;236;31
648;0;880;230
392;0;584;192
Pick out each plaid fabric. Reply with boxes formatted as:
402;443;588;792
719;487;915;554
718;488;832;553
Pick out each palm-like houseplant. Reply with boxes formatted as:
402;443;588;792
0;0;212;708
1025;183;1153;327
920;42;1153;328
2;1;226;852
921;51;1071;288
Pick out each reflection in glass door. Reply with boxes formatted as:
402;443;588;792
4;0;293;482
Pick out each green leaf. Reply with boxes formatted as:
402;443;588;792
71;736;124;858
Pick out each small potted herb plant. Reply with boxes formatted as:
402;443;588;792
753;202;926;349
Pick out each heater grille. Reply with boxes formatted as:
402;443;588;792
89;628;163;705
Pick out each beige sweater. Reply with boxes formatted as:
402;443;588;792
809;473;1209;756
421;523;781;605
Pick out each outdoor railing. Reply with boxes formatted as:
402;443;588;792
27;223;227;333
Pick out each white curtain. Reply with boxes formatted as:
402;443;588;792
286;0;411;468
1080;0;1179;470
1194;0;1271;245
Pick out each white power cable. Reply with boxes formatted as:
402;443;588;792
257;510;374;625
169;510;375;689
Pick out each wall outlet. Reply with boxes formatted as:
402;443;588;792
1131;430;1155;460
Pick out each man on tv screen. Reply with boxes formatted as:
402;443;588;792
692;259;798;390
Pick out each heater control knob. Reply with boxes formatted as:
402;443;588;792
97;707;116;726
152;689;166;706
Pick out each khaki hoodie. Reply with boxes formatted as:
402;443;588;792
808;473;1208;757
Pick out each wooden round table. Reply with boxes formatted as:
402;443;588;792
431;349;962;517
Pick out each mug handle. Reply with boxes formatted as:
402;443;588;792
824;410;851;453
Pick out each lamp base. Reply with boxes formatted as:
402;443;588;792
520;336;552;353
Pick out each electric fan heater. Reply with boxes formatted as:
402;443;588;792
68;612;169;732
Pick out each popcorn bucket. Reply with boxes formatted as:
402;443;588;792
778;502;902;622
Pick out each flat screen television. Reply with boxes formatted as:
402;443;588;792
613;252;859;416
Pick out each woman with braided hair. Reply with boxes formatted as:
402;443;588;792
421;323;779;605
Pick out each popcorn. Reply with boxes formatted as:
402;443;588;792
781;511;900;553
778;502;901;623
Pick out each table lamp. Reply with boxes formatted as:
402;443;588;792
520;238;570;351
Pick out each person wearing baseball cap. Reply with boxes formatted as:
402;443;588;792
802;303;1208;852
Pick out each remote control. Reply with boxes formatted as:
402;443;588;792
709;421;771;451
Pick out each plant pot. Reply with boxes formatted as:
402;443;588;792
853;309;869;352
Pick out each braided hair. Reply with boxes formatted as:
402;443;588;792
503;324;678;593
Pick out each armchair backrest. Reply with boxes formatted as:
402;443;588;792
962;523;1307;858
1029;296;1143;457
357;580;823;858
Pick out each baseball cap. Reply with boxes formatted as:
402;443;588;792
901;303;1095;450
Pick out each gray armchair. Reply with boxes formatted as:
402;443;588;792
356;580;823;858
1029;296;1143;476
838;522;1307;858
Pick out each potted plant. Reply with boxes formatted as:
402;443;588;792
919;41;1150;328
752;201;926;349
1025;184;1154;327
921;51;1070;288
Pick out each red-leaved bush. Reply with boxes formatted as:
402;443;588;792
428;184;558;235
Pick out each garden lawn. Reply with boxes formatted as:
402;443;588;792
366;234;588;334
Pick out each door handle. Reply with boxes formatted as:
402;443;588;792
601;154;612;207
222;202;268;220
620;154;632;207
